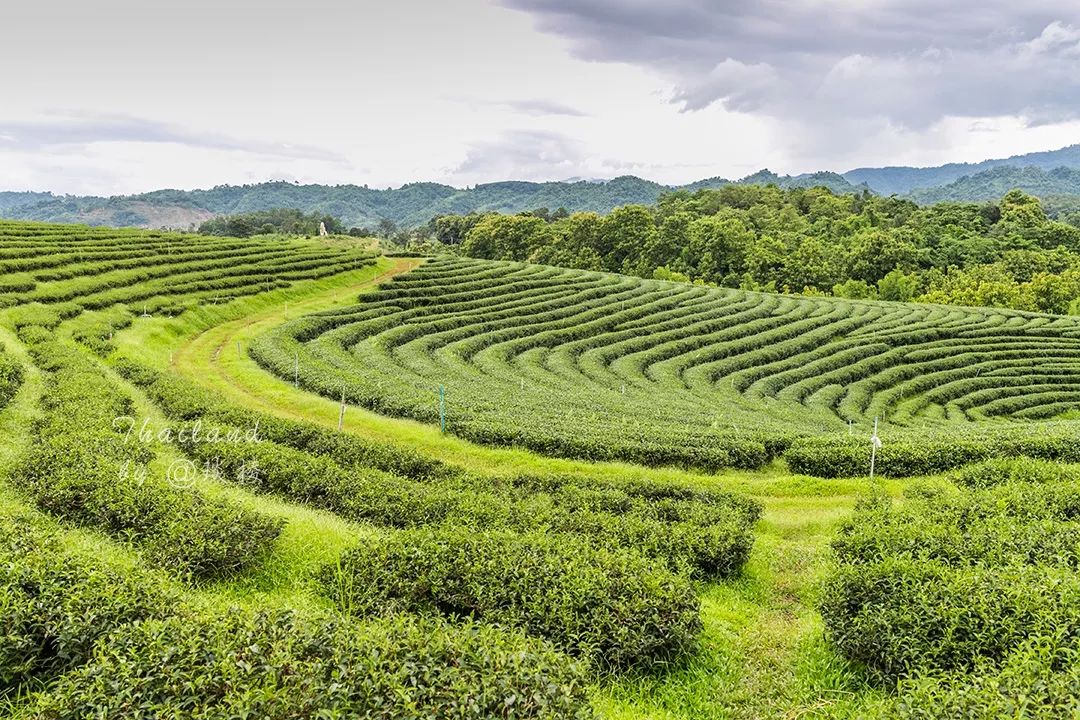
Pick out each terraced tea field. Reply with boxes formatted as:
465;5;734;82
0;221;374;312
1;220;1078;719
253;255;1080;473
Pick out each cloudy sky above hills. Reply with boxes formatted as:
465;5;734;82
3;0;1080;194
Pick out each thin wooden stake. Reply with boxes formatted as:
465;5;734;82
338;388;346;431
439;385;446;434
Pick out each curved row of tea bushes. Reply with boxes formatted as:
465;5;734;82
0;220;375;322
784;426;1080;478
0;509;177;691
14;341;282;579
323;529;702;670
173;424;758;577
892;639;1080;719
949;457;1080;488
823;556;1080;681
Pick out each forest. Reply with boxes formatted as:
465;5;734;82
435;187;1080;315
197;208;344;237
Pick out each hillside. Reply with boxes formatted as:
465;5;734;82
908;166;1080;204
252;255;1080;472
3;218;1080;717
0;191;52;212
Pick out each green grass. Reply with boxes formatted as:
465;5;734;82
105;256;895;718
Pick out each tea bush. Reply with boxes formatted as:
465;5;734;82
822;480;1080;687
0;510;176;690
22;609;593;720
323;528;702;669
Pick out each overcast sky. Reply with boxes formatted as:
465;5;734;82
3;0;1080;195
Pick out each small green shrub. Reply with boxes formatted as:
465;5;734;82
823;481;1080;686
832;485;1080;569
821;556;1080;681
323;529;702;670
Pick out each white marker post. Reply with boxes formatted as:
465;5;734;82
293;351;299;388
869;416;882;480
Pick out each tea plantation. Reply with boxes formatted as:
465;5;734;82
254;255;1080;475
0;219;1076;718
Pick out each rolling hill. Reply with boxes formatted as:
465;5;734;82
908;166;1080;204
0;173;864;231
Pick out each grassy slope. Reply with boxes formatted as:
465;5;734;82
100;256;898;718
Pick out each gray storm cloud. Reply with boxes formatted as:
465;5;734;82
500;0;1080;129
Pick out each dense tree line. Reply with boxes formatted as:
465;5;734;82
199;209;343;238
434;187;1080;314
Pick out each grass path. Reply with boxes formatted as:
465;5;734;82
109;257;889;718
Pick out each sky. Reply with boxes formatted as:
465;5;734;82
3;0;1080;195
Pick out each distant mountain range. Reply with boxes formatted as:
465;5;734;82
844;144;1080;195
4;144;1080;230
